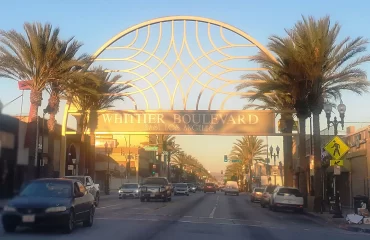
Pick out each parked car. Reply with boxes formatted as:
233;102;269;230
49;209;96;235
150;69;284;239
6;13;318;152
173;183;189;196
2;178;95;234
224;181;239;196
204;183;217;193
251;187;264;202
260;184;277;208
269;187;304;213
139;177;172;202
118;183;140;199
65;175;100;206
187;183;196;193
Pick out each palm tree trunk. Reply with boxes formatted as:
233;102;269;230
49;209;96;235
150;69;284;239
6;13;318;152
46;92;60;177
312;113;323;211
282;114;294;187
298;116;308;197
78;114;87;175
89;131;96;180
25;90;42;180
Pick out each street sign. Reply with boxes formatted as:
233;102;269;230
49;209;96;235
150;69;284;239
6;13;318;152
231;159;240;163
224;155;228;162
324;136;350;160
144;146;158;151
334;165;341;175
330;160;344;166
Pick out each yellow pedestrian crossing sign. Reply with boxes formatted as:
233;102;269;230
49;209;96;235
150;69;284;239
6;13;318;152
324;136;349;160
330;160;344;166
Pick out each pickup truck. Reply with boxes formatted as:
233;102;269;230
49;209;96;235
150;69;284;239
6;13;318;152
140;177;172;202
65;175;101;206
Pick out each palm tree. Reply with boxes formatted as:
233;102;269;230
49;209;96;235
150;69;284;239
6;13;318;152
238;34;312;195
230;136;266;191
71;67;131;176
0;22;88;179
236;81;295;187
286;16;370;205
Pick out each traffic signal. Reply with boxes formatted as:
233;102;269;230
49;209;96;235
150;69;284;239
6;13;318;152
152;164;157;175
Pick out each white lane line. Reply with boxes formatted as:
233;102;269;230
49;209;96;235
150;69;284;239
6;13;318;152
96;203;130;209
209;196;219;218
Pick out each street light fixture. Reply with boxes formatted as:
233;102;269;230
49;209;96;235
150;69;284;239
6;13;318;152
324;101;346;135
269;145;280;185
104;141;113;195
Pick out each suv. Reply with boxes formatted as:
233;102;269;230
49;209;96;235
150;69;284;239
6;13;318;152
224;181;239;196
269;187;304;213
260;184;277;208
140;177;172;202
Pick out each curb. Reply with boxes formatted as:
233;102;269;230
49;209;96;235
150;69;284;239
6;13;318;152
305;211;370;234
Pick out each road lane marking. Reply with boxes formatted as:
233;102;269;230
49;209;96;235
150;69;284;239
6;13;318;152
209;196;219;218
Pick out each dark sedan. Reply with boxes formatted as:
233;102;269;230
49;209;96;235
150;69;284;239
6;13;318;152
2;178;95;234
204;183;217;193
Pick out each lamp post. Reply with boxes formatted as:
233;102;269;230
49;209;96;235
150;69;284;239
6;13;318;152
324;101;346;136
270;145;280;185
323;101;346;218
104;141;113;195
124;135;131;179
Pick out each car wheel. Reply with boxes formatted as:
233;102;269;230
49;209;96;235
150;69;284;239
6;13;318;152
168;197;172;201
261;203;265;208
63;210;75;234
2;223;17;233
140;197;145;202
163;197;168;202
214;191;216;194
236;193;239;196
186;193;189;196
204;191;206;193
83;206;95;227
95;192;100;206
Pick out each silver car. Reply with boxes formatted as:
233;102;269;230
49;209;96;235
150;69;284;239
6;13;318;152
119;183;140;199
174;183;189;196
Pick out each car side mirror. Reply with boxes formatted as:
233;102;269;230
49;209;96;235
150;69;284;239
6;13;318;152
75;192;84;198
86;182;92;186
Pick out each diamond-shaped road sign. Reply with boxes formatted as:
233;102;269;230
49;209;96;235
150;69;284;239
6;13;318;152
324;136;350;160
330;160;344;166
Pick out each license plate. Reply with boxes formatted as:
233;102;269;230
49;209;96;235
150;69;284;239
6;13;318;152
22;215;35;223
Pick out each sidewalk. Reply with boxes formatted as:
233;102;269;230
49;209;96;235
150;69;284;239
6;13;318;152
306;207;370;234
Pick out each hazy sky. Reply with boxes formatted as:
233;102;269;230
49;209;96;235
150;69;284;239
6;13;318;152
1;0;370;173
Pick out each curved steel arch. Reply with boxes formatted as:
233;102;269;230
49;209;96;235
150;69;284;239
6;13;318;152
59;16;276;177
92;15;275;61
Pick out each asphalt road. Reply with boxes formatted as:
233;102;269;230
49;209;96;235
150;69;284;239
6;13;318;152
0;192;367;240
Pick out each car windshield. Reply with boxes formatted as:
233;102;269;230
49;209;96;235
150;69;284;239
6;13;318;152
65;176;84;183
175;184;187;188
265;185;277;193
20;181;72;198
255;188;264;192
143;178;167;185
278;188;302;196
122;184;138;189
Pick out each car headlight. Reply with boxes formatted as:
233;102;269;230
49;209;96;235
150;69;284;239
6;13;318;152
3;206;16;212
135;189;139;193
118;189;123;193
45;206;67;213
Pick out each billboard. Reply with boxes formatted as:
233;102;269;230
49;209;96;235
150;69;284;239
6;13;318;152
94;110;275;135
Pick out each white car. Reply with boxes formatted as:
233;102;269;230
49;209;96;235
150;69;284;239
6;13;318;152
224;181;239;196
119;183;140;198
174;183;189;196
269;187;304;213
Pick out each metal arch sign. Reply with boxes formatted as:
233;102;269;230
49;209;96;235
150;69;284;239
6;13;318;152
93;110;275;135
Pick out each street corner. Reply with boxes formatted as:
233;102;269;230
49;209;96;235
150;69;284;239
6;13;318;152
338;224;370;234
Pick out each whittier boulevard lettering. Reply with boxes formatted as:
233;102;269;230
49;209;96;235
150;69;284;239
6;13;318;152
94;110;275;135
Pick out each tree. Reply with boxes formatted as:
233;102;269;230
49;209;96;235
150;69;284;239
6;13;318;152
230;136;266;191
0;22;88;179
71;67;130;176
237;80;295;187
286;16;370;208
238;34;311;195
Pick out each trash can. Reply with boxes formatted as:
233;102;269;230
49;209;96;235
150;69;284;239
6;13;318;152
353;195;369;214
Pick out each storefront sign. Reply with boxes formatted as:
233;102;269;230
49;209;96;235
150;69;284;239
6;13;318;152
94;110;275;135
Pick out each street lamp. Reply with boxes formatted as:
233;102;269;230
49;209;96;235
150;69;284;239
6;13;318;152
323;101;346;136
104;141;113;195
270;145;280;185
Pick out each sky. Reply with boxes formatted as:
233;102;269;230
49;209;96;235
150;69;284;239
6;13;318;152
1;0;370;173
